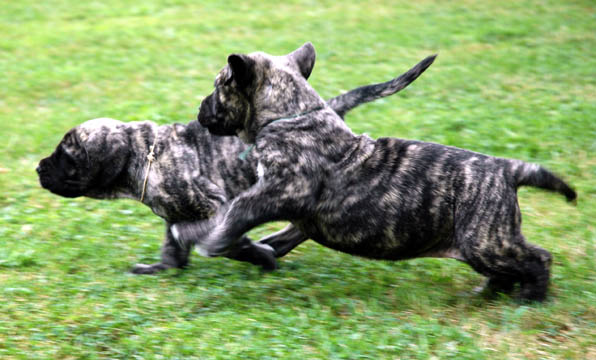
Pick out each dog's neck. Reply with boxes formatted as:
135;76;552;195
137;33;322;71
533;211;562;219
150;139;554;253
261;105;326;128
124;122;167;204
87;121;166;204
244;79;327;143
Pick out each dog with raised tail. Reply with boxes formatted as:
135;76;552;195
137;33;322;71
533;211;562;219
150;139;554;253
172;43;575;302
37;60;433;274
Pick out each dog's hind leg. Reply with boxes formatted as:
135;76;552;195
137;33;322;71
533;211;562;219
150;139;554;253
519;242;552;302
463;234;551;302
455;189;552;302
457;213;552;302
482;275;516;295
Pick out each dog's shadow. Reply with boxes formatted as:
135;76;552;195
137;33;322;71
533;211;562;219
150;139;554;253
158;245;498;315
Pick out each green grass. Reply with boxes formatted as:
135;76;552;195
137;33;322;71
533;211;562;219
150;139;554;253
1;0;595;358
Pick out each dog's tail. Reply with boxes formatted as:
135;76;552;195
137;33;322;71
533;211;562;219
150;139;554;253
510;160;577;203
327;54;437;119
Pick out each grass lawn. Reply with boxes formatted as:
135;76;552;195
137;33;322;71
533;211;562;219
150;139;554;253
1;0;595;358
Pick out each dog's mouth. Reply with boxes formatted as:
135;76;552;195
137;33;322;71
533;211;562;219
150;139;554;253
37;172;52;190
36;162;86;198
204;122;236;136
197;94;215;126
197;94;238;136
40;179;86;198
197;113;237;136
36;162;53;189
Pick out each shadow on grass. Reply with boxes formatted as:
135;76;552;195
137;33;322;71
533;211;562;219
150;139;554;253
147;247;506;318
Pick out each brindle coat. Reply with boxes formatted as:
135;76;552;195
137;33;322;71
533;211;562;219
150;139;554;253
173;43;576;302
37;65;431;274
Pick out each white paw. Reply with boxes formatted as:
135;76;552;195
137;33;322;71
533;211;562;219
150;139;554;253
170;224;180;240
254;242;274;253
134;264;152;270
195;243;211;257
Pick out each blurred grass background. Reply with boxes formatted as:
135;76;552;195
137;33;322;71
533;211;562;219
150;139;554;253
0;0;595;359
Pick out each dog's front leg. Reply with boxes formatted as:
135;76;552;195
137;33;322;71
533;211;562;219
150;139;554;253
131;223;191;274
257;224;309;258
225;235;278;271
172;180;311;259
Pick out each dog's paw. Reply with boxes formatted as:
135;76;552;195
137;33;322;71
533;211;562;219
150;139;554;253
254;242;275;253
470;278;516;300
170;224;180;241
195;243;212;257
170;221;212;244
253;242;278;272
131;263;168;275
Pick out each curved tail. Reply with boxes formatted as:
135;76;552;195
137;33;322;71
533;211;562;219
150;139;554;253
510;160;577;203
327;54;437;119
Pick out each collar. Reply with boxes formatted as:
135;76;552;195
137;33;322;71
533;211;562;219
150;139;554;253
238;105;325;161
262;105;325;128
140;134;158;202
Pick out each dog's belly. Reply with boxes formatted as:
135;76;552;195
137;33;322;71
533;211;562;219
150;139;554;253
149;189;213;222
298;203;455;260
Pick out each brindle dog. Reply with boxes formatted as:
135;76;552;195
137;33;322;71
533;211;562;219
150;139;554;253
172;43;576;302
37;65;432;274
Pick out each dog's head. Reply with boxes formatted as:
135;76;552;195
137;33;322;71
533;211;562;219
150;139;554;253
197;42;322;143
37;118;130;198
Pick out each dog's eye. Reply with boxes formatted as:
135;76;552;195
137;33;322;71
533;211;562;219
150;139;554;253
57;148;79;176
58;156;77;177
60;154;74;165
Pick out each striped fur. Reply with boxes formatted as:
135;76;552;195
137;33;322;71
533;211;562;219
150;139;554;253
174;43;576;302
36;68;423;274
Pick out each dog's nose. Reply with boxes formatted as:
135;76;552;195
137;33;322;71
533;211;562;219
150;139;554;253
36;165;42;174
197;95;215;125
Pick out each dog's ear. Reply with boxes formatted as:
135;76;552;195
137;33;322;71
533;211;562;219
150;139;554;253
228;54;256;88
287;42;316;79
96;131;130;189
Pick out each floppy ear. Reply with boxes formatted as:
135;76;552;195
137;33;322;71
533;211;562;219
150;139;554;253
287;42;316;79
96;131;130;189
228;54;256;88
